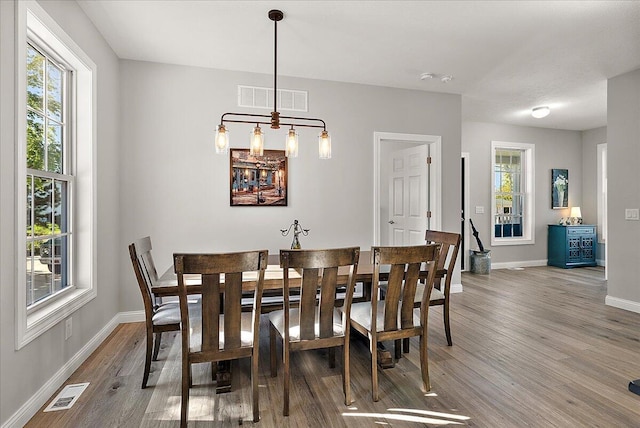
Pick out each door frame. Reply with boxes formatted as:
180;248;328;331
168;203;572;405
461;152;470;271
373;132;441;245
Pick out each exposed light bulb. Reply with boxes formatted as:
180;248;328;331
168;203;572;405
318;130;331;159
250;125;264;156
285;127;298;158
215;125;229;154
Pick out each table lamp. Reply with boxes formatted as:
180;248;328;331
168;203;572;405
570;206;582;225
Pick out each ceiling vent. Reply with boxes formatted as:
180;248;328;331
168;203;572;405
238;85;308;112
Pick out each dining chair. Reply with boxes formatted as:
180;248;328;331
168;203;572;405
405;230;461;350
268;247;360;416
349;244;440;401
174;250;268;426
129;236;200;389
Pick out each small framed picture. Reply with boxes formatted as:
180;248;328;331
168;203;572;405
230;149;287;206
551;168;568;209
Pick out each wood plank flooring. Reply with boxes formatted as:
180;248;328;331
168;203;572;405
26;266;640;427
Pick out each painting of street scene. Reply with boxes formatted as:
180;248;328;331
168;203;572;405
230;149;287;206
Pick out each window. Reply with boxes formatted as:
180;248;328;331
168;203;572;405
26;42;72;307
16;2;96;349
491;141;535;246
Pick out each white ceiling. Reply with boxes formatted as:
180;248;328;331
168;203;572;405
77;0;640;131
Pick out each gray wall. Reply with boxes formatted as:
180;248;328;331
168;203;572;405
0;1;120;424
607;69;640;306
117;60;462;311
462;122;583;264
581;126;607;262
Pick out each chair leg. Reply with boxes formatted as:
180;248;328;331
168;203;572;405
343;340;352;405
419;333;431;393
329;347;336;368
252;352;260;422
270;324;278;377
394;339;402;360
403;337;410;353
142;327;153;389
152;331;162;361
181;358;190;428
444;301;452;346
371;339;379;401
283;339;290;416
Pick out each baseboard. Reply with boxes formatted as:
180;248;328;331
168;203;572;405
490;259;548;270
1;312;136;428
605;295;640;314
451;283;463;293
118;310;145;324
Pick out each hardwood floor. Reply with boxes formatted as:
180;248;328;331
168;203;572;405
26;266;640;427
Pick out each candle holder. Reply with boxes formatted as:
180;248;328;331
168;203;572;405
280;219;309;249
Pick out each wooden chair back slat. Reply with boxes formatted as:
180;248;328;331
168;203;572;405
382;263;404;331
201;274;220;353
223;272;243;349
400;262;421;329
319;266;339;338
299;267;319;341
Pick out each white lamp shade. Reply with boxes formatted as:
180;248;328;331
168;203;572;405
285;128;298;157
250;126;264;156
215;125;229;154
570;207;582;218
318;130;331;159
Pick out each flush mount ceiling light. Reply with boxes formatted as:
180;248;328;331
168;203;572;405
531;106;551;118
419;72;454;83
215;9;331;159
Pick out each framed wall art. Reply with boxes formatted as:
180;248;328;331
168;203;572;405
551;168;568;209
230;149;288;206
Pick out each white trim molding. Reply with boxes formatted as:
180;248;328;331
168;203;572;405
373;131;442;245
605;295;640;314
15;0;98;349
490;259;548;270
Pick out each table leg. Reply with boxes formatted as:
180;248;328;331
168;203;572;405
216;361;231;393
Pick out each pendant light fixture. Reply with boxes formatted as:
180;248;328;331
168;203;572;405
215;9;331;158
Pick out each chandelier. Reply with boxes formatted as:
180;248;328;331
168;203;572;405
214;9;332;159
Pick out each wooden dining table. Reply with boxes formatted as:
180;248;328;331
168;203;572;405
154;251;382;299
152;249;446;393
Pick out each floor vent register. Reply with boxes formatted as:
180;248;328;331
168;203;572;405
44;382;90;412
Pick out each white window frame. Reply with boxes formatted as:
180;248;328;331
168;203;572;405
490;141;535;246
15;1;97;349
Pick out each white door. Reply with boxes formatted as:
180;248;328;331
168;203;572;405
388;145;429;245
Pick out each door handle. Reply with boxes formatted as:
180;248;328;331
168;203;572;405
388;220;395;224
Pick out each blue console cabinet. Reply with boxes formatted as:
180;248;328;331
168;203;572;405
547;225;597;268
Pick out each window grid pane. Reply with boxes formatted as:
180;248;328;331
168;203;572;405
26;40;71;308
494;149;525;238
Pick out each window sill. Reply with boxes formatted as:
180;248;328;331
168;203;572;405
17;286;96;349
490;237;535;246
